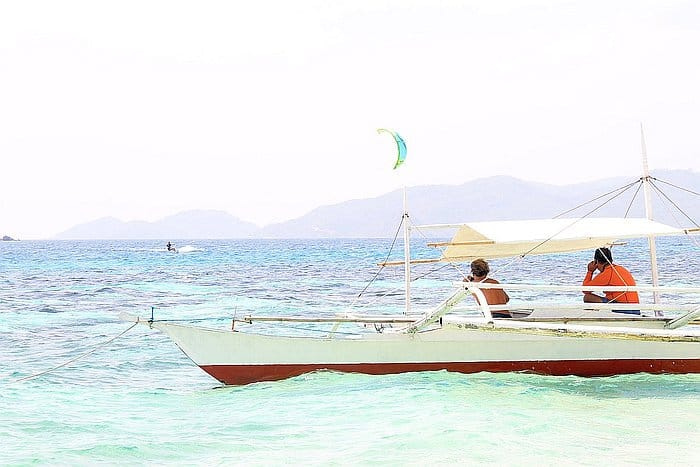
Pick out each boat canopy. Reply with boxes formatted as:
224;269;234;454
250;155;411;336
419;217;692;262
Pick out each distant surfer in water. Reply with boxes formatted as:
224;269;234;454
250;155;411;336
166;241;175;252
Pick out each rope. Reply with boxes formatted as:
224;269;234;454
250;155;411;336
8;322;139;385
623;182;643;218
553;178;641;219
651;176;700;197
520;180;641;258
411;262;453;281
648;178;700;228
410;219;470;280
646;179;700;249
354;215;404;301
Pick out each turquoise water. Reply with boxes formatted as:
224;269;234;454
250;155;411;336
1;239;699;465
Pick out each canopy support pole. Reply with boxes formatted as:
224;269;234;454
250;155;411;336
640;123;661;310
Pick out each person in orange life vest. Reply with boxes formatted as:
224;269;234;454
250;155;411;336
582;247;639;304
464;258;511;318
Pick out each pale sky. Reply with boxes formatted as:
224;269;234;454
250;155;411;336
1;0;699;239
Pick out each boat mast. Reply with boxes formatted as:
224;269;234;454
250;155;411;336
640;124;661;307
403;186;411;314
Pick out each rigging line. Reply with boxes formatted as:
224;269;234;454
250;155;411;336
410;222;470;280
648;179;700;228
623;182;644;218
412;219;519;282
356;215;462;307
553;179;642;219
8;322;139;385
348;272;430;313
597;247;633;302
520;181;641;258
651;177;700;197
646;182;700;249
411;262;454;281
355;215;404;300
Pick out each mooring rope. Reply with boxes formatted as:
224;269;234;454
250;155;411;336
7;321;139;385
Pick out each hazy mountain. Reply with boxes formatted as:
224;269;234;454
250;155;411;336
258;169;699;238
53;169;698;239
54;210;258;240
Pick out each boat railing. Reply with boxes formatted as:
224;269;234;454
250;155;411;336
454;280;700;325
235;282;699;336
456;281;700;294
450;303;700;313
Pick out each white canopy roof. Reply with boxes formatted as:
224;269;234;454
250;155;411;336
419;217;692;262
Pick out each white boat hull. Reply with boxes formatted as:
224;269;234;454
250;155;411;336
151;321;700;385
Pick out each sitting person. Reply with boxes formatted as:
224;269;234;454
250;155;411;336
464;258;511;318
582;247;639;309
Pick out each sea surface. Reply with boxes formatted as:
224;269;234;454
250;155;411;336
1;238;699;465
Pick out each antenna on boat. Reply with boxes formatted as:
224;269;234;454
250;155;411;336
403;186;411;314
640;123;661;308
378;128;411;315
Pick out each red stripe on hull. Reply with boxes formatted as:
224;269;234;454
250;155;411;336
201;359;700;385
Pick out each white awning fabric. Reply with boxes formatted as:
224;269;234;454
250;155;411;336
419;218;690;262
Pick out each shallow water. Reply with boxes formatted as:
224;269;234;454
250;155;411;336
1;238;699;465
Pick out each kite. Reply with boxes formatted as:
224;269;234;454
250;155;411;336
377;128;407;170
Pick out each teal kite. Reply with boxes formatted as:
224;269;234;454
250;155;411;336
377;128;407;169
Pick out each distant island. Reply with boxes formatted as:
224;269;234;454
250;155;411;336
2;235;19;241
52;169;699;240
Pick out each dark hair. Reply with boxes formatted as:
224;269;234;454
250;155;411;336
594;247;613;265
471;258;490;277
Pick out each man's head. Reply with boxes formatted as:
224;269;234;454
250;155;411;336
594;247;613;265
470;258;490;277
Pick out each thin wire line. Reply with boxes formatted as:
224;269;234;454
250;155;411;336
521;180;642;258
410;222;470;280
651;177;700;196
355;215;404;300
623;182;643;218
9;322;139;385
553;179;641;219
648;179;700;228
645;181;700;249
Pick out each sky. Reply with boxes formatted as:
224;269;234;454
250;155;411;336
1;0;699;239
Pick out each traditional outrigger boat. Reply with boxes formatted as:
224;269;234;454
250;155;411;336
123;132;700;385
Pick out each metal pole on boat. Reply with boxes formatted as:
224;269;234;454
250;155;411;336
403;186;411;314
640;123;661;308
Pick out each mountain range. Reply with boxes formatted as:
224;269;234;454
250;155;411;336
54;169;699;239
